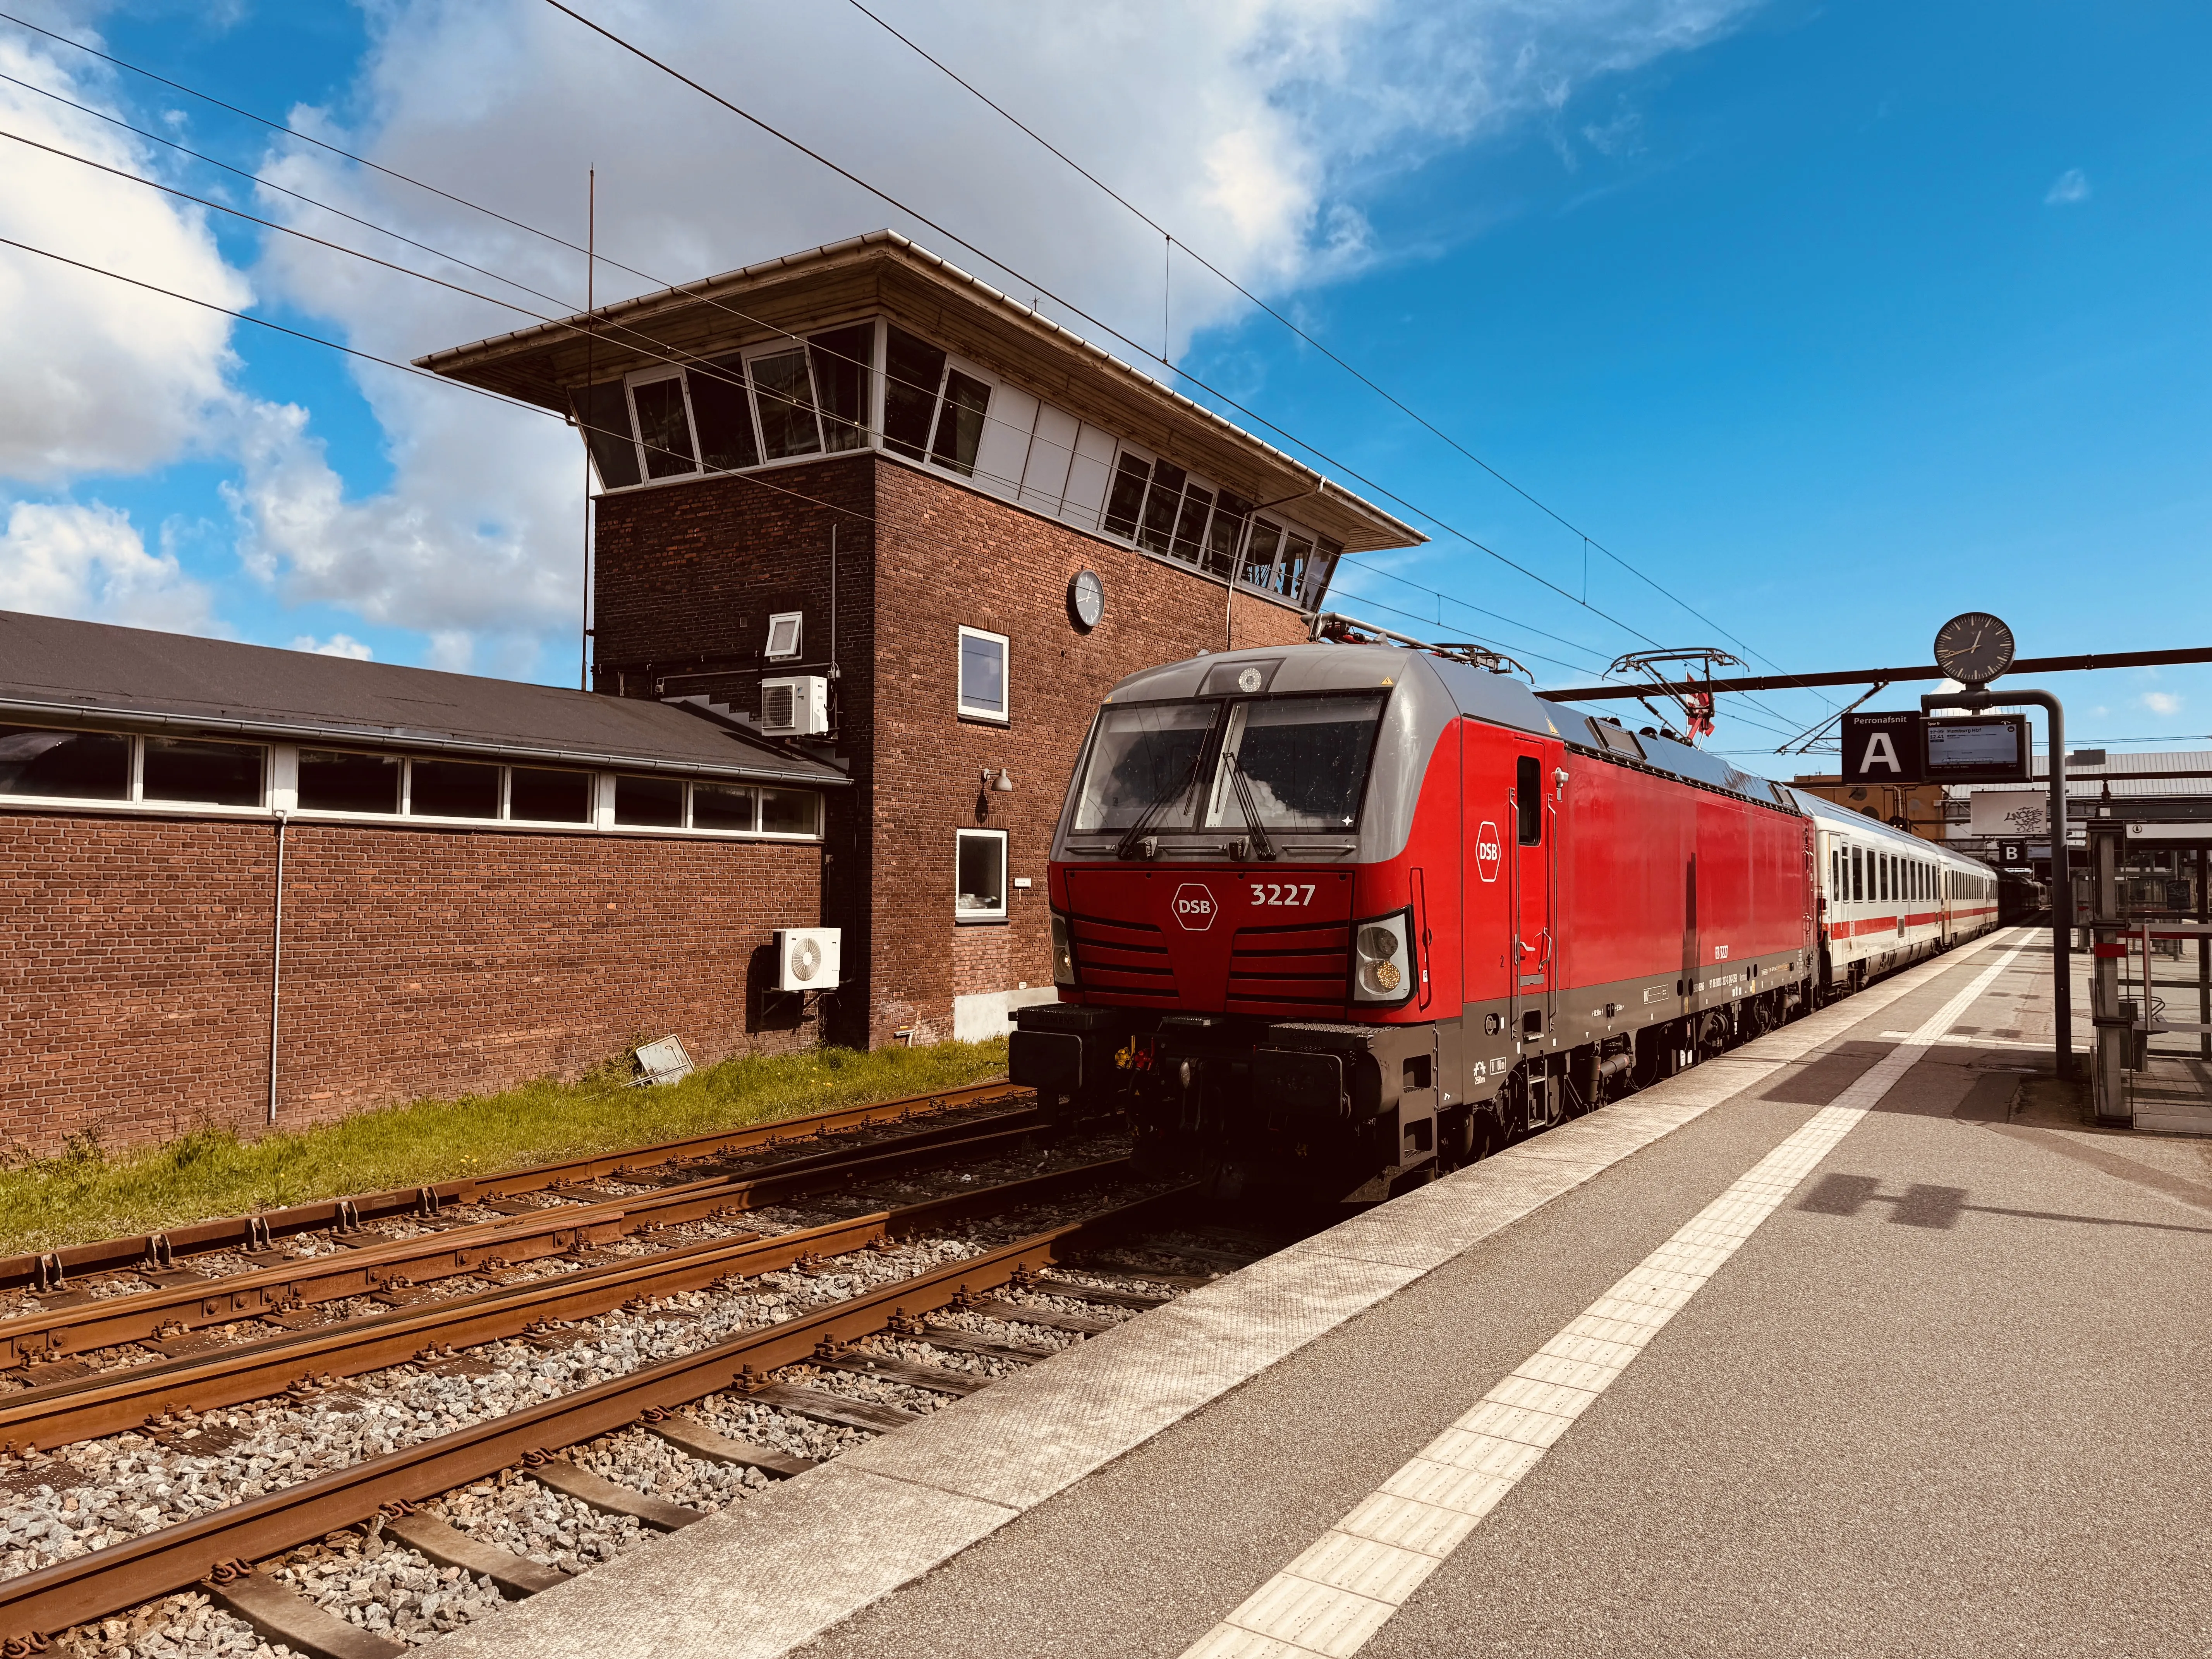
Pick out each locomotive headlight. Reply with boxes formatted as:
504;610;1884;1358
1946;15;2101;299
1050;911;1077;987
1351;908;1416;1005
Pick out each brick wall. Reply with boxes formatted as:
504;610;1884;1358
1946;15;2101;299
0;811;821;1156
588;453;1309;1048
866;461;1306;1042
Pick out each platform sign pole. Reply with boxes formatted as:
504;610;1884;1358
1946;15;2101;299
1922;683;2071;1080
2085;820;2129;1124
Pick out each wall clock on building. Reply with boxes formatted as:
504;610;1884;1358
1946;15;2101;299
1933;612;2016;687
1068;569;1104;631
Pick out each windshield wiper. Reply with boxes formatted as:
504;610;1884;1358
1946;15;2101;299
1114;741;1210;861
1221;754;1278;862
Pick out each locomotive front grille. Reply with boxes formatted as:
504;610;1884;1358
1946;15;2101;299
1226;920;1351;1013
1068;914;1178;1002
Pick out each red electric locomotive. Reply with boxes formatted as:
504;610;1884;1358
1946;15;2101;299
1012;635;1820;1200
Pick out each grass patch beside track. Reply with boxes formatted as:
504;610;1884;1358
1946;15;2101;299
0;1039;1011;1256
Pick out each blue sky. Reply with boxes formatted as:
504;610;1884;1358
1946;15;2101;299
1;0;2204;766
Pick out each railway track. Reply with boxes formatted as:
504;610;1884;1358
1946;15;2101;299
0;1078;1033;1297
0;1099;1285;1657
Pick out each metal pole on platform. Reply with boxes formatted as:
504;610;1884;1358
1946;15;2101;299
1924;685;2071;1079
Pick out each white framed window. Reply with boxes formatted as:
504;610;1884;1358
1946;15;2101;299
956;826;1008;922
957;625;1009;722
625;367;699;481
764;611;804;661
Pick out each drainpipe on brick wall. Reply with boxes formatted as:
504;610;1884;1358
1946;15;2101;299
268;810;290;1126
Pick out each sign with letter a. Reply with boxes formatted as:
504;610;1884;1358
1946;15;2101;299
1842;711;1924;786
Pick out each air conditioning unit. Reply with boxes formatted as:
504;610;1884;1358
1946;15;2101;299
773;926;841;992
761;675;831;737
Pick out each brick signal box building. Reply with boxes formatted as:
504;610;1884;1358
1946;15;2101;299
424;232;1421;1050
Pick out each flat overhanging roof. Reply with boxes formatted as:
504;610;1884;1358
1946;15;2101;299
415;230;1425;556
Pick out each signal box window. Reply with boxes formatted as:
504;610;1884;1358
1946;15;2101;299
1515;756;1542;845
956;827;1008;922
958;627;1009;722
628;371;697;480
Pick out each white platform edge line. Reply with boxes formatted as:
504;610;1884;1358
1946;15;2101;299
1182;935;2037;1659
424;933;2030;1659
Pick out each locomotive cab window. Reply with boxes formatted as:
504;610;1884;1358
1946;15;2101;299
1515;757;1542;844
1070;702;1221;833
1201;692;1387;833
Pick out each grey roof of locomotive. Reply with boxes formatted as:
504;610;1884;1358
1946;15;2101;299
1105;642;1790;812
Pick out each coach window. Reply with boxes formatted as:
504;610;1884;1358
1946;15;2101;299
958;626;1009;722
1851;847;1864;902
1515;757;1542;844
143;738;263;807
956;827;1008;922
0;726;129;800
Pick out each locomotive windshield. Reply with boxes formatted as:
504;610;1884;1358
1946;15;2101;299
1070;692;1386;835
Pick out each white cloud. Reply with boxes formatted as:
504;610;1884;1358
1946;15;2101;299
222;0;1757;673
0;499;216;630
2142;690;2181;716
2045;168;2090;206
223;397;574;676
292;632;374;659
0;28;249;484
6;2;1759;671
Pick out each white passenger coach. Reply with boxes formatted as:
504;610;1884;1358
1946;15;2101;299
1784;786;2001;995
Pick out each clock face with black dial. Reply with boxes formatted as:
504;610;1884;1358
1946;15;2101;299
1934;611;2015;686
1068;569;1104;630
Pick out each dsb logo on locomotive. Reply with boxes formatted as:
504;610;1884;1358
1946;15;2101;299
1475;820;1503;884
1171;883;1218;931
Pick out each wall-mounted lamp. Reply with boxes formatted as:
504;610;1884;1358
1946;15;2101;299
981;768;1015;793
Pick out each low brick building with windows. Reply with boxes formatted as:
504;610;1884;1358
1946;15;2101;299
422;232;1422;1048
0;612;843;1154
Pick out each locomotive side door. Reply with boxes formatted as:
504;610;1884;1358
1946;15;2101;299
1508;746;1558;1042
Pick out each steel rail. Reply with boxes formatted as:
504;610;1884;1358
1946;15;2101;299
0;1079;1031;1291
0;1157;1135;1453
0;1113;1053;1365
0;1181;1192;1645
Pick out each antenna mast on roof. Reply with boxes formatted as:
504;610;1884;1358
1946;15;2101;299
580;168;594;692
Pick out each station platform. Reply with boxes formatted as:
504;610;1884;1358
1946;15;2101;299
434;929;2212;1659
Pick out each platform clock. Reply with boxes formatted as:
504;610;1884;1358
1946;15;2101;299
1933;612;2016;687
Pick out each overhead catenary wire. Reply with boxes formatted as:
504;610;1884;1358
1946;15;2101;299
527;0;1690;651
0;234;876;531
0;7;1813;720
530;0;1851;740
837;0;1841;713
0;48;1646;696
